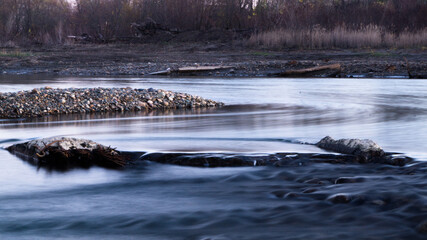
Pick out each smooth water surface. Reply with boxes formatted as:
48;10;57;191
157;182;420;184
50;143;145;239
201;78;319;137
0;76;426;239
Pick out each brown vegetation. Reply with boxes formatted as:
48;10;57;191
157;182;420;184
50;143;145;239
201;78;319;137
0;0;426;48
248;27;427;49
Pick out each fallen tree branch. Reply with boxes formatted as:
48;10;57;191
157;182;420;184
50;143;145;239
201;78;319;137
149;66;232;75
278;63;341;77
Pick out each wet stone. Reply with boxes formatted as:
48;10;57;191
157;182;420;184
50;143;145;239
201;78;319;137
302;188;318;194
372;200;386;206
6;137;129;170
304;178;329;185
7;140;417;171
284;192;299;199
271;190;287;198
328;193;352;204
335;177;366;184
416;220;427;234
316;136;386;162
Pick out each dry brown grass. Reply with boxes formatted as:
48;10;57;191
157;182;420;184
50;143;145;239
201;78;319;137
248;27;427;49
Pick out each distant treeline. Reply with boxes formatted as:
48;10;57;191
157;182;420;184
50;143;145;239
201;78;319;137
0;0;426;44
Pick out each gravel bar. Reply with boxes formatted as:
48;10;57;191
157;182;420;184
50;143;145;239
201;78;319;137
0;87;224;119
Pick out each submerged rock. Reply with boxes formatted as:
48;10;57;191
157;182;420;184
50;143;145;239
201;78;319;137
335;177;366;184
417;220;427;234
7;137;129;170
327;193;352;204
139;152;271;167
316;136;386;163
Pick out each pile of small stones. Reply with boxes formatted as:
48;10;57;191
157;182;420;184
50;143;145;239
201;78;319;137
0;87;224;119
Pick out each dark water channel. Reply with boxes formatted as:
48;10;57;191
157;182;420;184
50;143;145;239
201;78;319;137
0;76;426;239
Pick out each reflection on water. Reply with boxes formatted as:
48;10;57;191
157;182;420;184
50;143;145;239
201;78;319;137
0;76;426;239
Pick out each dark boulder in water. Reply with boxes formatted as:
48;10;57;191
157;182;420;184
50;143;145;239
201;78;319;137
7;137;129;170
316;136;412;166
316;136;386;162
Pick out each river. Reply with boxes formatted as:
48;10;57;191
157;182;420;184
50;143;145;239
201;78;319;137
0;76;426;239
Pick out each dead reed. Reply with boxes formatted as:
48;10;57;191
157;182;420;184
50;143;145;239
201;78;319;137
248;26;427;49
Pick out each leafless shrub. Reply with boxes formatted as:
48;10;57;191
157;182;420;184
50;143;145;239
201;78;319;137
0;0;426;46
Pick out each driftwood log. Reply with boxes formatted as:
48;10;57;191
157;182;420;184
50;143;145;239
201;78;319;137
149;66;233;75
278;63;341;77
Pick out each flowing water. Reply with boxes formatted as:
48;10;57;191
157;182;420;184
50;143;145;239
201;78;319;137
0;76;426;239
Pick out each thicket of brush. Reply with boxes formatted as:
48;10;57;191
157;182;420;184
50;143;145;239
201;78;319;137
0;0;426;48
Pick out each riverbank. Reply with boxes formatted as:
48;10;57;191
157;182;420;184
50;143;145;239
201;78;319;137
0;87;223;119
1;43;426;78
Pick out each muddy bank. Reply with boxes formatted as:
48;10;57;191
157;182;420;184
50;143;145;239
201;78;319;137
0;87;223;119
0;44;426;78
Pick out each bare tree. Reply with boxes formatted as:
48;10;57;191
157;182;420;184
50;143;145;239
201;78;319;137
0;0;426;44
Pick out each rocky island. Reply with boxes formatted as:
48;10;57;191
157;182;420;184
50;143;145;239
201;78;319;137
0;87;223;119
